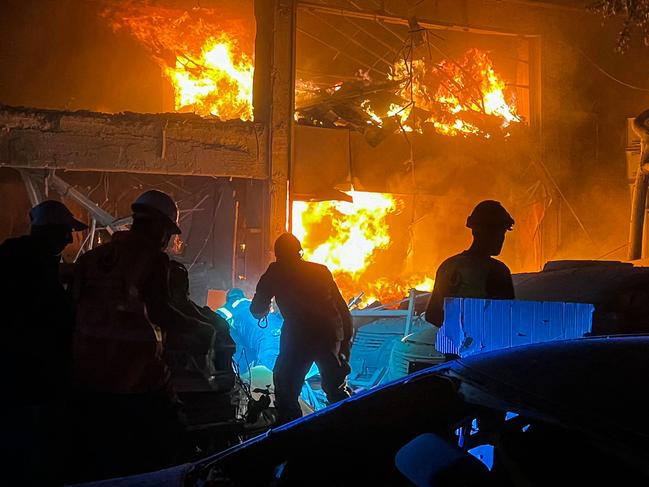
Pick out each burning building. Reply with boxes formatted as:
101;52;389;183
0;0;647;306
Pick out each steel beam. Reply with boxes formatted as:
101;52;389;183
18;169;44;206
297;1;541;37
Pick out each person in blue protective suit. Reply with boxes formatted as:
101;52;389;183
251;233;353;425
217;288;282;375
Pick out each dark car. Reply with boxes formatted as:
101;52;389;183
514;260;649;335
77;336;649;486
188;335;649;486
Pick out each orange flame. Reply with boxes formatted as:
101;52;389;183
103;4;254;120
428;48;519;136
292;191;434;307
361;48;520;137
165;36;254;120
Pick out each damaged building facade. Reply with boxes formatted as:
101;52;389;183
1;0;647;305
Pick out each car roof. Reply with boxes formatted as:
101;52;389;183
200;336;649;473
448;335;649;436
514;263;649;303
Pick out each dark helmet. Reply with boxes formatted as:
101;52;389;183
274;233;303;261
30;200;88;231
466;200;515;231
226;288;246;302
131;190;181;234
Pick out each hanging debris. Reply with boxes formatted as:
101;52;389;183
294;48;525;141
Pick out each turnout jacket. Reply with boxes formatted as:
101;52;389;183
250;259;352;348
72;231;213;394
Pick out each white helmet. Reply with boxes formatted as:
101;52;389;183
131;190;181;234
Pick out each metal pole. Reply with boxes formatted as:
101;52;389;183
88;218;97;251
231;200;239;288
404;288;416;337
18;169;44;206
48;172;118;233
296;1;540;37
628;169;648;260
630;109;649;260
73;229;93;262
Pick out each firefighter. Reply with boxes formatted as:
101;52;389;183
217;288;282;375
425;200;515;327
68;190;214;481
0;200;87;487
250;233;353;425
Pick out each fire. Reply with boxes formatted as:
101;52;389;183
292;192;395;275
388;103;414;132
428;49;519;136
102;4;254;120
165;36;254;120
357;48;520;137
292;191;434;307
361;100;383;125
408;276;435;293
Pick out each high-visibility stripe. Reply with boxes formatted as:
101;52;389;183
217;307;233;320
232;298;251;309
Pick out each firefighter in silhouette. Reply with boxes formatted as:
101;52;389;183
0;200;87;487
250;233;353;424
425;200;515;327
69;190;214;481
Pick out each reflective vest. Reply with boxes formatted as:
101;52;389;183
216;306;234;327
72;231;168;394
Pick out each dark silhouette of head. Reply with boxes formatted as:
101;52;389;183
466;200;514;257
130;190;181;250
274;233;303;262
168;260;189;304
29;200;88;256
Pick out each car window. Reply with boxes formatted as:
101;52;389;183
397;406;647;486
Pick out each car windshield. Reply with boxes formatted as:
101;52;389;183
394;368;649;486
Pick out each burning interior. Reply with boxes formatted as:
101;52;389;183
290;6;540;305
1;0;643;307
3;0;649;482
1;0;645;306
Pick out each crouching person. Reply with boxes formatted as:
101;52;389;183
67;190;214;482
167;260;235;394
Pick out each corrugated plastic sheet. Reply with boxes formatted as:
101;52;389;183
436;298;594;356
